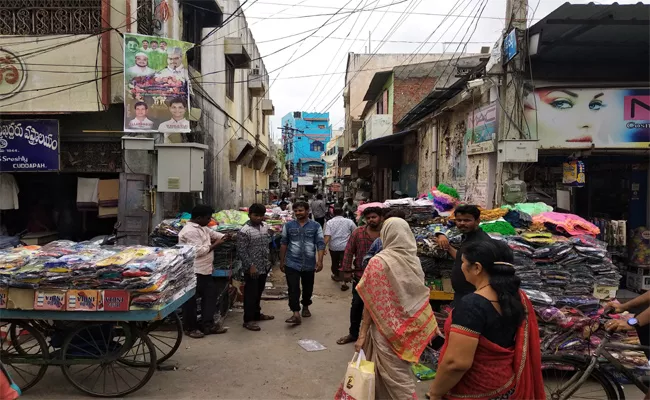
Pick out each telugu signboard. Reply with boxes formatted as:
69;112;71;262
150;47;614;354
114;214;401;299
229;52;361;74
0;120;60;172
524;87;650;149
466;101;498;155
123;33;194;141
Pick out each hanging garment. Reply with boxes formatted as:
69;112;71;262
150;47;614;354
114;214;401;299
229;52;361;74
0;174;19;210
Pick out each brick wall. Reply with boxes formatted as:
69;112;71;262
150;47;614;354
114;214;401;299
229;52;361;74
393;77;437;128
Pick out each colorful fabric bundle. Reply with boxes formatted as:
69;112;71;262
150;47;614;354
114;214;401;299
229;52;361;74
533;212;600;237
480;208;509;222
429;185;459;213
502;202;553;216
480;220;516;236
213;210;249;226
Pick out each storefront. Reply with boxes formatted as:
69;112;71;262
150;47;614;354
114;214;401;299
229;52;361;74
1;111;124;243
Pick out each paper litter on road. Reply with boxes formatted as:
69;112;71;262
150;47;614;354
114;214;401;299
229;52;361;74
298;339;327;352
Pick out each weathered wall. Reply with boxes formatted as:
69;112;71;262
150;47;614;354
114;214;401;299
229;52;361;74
417;121;437;195
435;94;495;207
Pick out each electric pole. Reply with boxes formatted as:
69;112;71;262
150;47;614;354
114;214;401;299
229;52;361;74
495;0;528;205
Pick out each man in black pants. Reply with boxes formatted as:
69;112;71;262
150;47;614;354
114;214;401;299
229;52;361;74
237;204;275;331
179;205;228;338
279;201;326;325
311;193;328;229
324;206;357;290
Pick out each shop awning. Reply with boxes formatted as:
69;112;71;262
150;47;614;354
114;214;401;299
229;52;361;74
354;129;414;154
528;3;650;62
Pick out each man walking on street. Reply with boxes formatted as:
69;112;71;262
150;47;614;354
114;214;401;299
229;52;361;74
324;206;357;291
310;193;328;228
179;205;228;338
237;204;275;332
337;207;383;344
279;201;326;325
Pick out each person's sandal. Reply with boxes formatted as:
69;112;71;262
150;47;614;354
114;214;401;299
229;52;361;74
258;314;275;321
243;322;261;331
186;330;205;339
285;315;302;325
336;335;357;345
341;284;350;291
301;307;311;318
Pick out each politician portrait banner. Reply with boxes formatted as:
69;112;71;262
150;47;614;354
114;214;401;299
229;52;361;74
123;33;194;138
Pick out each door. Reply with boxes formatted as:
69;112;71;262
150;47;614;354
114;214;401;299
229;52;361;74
118;173;151;245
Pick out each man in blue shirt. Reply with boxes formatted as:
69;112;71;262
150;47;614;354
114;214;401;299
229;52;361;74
280;201;326;325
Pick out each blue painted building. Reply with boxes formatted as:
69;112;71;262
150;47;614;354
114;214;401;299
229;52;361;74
281;111;331;187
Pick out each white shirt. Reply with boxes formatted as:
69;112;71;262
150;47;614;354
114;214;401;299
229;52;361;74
129;118;154;130
324;216;357;251
158;118;189;133
156;66;187;80
127;66;154;77
178;222;225;275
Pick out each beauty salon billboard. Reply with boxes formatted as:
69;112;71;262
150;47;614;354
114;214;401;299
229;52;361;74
524;87;650;149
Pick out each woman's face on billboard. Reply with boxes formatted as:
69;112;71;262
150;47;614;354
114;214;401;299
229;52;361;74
525;89;609;143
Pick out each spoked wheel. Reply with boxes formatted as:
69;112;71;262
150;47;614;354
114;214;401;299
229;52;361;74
137;312;183;364
61;322;157;397
0;321;49;392
542;355;620;400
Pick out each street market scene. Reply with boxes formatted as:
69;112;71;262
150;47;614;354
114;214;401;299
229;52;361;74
1;0;650;399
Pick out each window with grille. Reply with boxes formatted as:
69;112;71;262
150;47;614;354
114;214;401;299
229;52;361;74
0;0;102;35
226;58;235;100
308;165;324;175
310;141;324;152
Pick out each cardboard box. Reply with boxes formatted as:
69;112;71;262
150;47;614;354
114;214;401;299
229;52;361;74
593;285;617;300
0;288;7;309
34;290;67;311
66;290;99;311
7;288;35;310
98;290;130;312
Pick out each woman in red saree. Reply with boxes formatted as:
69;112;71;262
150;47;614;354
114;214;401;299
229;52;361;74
355;218;439;399
427;240;545;400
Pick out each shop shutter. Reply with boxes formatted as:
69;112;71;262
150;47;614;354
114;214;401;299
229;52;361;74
118;173;151;245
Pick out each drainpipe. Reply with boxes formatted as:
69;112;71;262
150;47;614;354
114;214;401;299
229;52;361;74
101;0;111;108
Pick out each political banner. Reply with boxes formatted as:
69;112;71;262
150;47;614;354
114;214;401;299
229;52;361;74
0;119;60;172
123;33;194;140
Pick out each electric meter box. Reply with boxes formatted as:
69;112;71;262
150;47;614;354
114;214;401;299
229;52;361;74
497;140;539;163
155;143;208;192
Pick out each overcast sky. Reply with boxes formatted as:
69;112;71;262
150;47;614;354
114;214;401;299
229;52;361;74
239;0;643;143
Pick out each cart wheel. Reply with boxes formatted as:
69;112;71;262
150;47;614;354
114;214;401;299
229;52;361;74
0;321;49;393
141;312;183;364
61;323;157;397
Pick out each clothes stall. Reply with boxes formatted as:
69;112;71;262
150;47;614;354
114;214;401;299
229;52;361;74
0;241;196;396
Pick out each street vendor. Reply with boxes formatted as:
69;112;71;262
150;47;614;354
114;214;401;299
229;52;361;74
434;204;493;305
179;204;228;338
605;291;650;358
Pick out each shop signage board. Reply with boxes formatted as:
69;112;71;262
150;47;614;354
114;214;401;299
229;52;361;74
330;183;342;192
503;29;518;64
524;87;650;149
123;33;194;138
0;119;60;172
297;176;313;186
466;101;498;155
0;48;27;100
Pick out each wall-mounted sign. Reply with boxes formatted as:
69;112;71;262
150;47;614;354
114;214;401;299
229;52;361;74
297;176;313;186
524;87;650;149
466;101;498;155
0;120;60;171
123;33;194;141
329;183;342;192
503;29;518;64
0;48;27;100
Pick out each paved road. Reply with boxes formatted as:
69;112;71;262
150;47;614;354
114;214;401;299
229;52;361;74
25;257;431;399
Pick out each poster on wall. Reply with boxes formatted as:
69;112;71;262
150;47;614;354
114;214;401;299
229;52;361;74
123;33;194;140
524;87;650;149
466;101;498;155
0;119;59;171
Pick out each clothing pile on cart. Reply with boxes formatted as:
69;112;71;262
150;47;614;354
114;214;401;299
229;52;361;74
0;240;196;310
